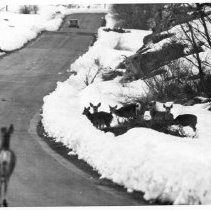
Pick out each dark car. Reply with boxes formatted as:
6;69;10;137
68;19;79;28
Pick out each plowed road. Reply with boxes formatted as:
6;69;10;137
0;13;146;206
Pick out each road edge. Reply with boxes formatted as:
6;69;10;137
28;111;92;180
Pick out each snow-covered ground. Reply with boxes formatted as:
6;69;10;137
42;12;211;204
0;5;108;52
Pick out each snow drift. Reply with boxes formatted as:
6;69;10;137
0;5;108;52
42;11;211;204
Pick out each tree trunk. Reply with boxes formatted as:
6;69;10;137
124;40;203;80
198;8;211;48
187;22;206;94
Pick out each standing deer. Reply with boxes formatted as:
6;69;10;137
143;101;174;128
0;124;16;207
172;114;197;131
82;107;113;129
109;103;142;124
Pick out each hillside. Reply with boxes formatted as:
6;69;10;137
42;5;211;204
113;3;211;102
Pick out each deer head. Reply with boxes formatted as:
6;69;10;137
90;102;101;113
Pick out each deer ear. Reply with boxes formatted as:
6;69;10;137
8;124;14;134
97;102;101;107
90;103;93;107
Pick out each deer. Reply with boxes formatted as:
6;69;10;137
171;114;197;131
109;102;142;123
90;102;101;113
0;124;16;207
82;107;113;129
143;101;174;129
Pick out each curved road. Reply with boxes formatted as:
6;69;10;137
0;13;146;206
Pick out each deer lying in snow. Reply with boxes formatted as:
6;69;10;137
82;107;113;129
0;125;16;207
143;101;174;123
109;103;142;123
143;101;174;131
143;101;198;133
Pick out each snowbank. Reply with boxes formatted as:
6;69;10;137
0;5;108;52
0;12;63;51
70;27;151;84
42;12;211;205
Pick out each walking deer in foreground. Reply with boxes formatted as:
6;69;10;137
0;124;16;207
82;107;113;129
109;103;142;123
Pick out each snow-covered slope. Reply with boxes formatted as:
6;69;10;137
42;12;211;204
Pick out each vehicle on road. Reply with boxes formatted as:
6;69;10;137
68;19;79;28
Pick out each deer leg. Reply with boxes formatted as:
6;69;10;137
3;199;7;207
99;121;102;130
116;116;120;125
94;120;99;129
178;125;185;136
106;122;110;129
98;121;102;130
0;180;2;207
2;181;8;207
102;122;105;129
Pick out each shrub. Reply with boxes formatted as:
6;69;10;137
143;60;201;102
204;74;211;97
84;59;102;86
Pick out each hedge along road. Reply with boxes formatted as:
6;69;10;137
0;13;147;206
